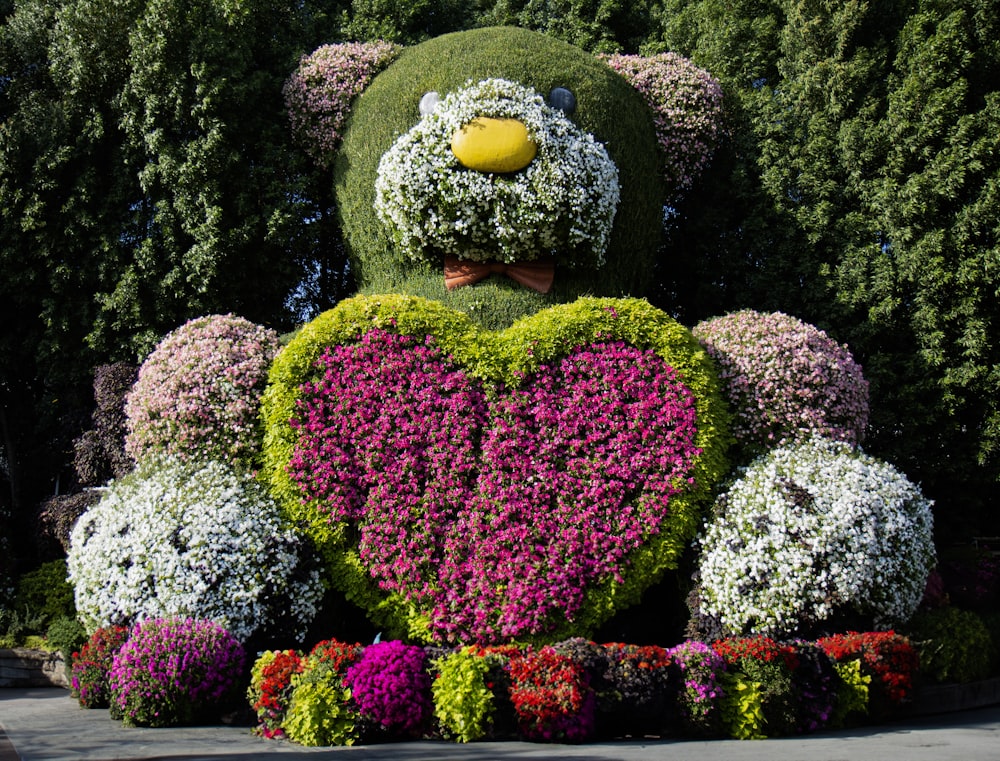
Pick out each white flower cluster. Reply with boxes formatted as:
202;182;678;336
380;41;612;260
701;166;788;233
374;78;620;267
67;458;324;642
695;436;935;637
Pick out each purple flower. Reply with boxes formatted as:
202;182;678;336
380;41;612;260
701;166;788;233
108;617;245;727
693;310;869;455
602;53;724;197
284;42;401;168
665;640;727;736
344;640;432;737
125;314;279;465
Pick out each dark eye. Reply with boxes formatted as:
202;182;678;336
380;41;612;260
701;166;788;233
419;91;440;116
548;87;576;115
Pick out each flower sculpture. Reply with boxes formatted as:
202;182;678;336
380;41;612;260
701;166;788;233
284;41;401;168
265;26;732;646
261;295;730;645
290;26;724;326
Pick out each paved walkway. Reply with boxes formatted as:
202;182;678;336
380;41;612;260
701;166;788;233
2;688;999;761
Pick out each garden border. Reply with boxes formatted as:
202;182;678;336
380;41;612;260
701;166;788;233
0;649;68;689
909;677;1000;716
2;650;999;733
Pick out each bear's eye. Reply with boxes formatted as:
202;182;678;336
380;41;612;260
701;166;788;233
548;87;576;115
419;91;440;116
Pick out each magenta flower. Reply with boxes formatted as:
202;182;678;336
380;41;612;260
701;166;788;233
108;617;245;727
288;328;701;644
344;640;432;737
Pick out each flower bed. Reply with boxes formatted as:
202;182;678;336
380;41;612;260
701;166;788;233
246;632;924;745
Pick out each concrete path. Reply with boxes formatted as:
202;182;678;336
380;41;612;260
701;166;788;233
2;688;999;761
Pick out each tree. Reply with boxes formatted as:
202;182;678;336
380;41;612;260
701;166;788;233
835;0;1000;533
341;0;471;43
653;0;1000;537
100;0;317;355
0;0;348;565
1;0;136;563
475;0;654;53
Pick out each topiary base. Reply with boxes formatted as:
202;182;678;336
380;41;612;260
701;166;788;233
911;677;1000;716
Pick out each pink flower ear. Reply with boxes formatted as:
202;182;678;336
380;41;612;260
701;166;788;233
284;41;402;169
602;52;724;198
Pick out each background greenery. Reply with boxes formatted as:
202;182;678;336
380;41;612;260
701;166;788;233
2;0;998;589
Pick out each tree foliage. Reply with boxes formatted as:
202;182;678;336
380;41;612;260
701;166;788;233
2;0;999;566
652;0;1000;536
0;0;348;560
475;0;655;53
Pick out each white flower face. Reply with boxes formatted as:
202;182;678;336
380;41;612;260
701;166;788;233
374;78;620;268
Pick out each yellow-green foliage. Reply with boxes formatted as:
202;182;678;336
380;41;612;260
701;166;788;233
720;672;767;739
260;293;731;641
432;647;497;742
830;659;870;726
284;679;359;747
334;26;664;327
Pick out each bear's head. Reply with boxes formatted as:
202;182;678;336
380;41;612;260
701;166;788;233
287;27;723;326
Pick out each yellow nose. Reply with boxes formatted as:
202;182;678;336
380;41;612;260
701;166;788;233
451;117;537;173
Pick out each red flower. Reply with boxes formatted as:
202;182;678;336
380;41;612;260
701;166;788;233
817;631;918;703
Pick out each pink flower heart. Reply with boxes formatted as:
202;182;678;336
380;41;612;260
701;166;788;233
288;328;700;644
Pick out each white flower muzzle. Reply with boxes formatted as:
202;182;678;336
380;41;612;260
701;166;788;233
374;78;620;273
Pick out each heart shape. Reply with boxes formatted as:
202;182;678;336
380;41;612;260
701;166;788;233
262;295;730;644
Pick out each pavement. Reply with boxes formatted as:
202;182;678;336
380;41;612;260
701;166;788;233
1;687;999;761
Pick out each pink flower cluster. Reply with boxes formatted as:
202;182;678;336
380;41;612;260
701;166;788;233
665;640;727;736
108;617;245;727
288;329;701;644
284;41;401;168
692;310;869;454
602;53;724;195
125;314;279;465
344;640;432;737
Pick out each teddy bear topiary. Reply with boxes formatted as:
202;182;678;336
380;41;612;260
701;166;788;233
263;26;732;645
287;26;724;328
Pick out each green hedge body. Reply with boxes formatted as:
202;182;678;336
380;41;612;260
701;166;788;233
334;26;664;327
261;293;731;643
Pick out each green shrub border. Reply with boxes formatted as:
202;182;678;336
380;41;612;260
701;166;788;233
261;293;731;642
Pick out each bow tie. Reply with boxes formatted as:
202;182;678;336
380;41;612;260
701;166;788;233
443;256;555;294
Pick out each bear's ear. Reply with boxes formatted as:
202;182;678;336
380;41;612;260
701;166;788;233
284;41;402;170
602;52;724;199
